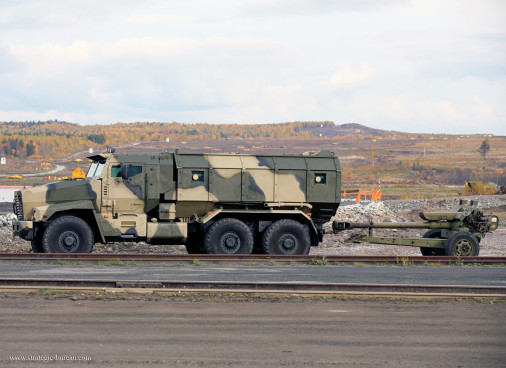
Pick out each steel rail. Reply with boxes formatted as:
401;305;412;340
0;253;504;265
0;277;504;296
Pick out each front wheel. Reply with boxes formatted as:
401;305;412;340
445;231;479;257
262;219;311;255
204;218;253;254
42;216;94;253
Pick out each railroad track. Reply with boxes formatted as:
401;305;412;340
0;253;505;265
0;278;504;299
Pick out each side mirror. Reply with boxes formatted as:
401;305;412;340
120;164;130;179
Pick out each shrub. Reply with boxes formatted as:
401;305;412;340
462;181;496;196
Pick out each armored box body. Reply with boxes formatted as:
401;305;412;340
171;151;341;222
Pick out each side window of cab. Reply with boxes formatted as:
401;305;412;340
128;165;142;178
113;164;143;179
111;165;121;177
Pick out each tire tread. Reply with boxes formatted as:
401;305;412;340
42;216;94;253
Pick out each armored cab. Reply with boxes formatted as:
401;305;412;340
13;149;341;255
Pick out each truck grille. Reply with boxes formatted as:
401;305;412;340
13;191;23;220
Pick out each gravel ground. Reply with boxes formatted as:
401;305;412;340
2;195;505;256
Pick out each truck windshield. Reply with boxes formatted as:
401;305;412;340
86;161;106;178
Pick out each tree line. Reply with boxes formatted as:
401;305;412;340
0;120;332;158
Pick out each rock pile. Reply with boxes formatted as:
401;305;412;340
334;201;406;223
0;213;17;227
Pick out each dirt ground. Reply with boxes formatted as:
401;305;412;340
0;296;504;367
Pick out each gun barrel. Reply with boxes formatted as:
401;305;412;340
333;220;452;233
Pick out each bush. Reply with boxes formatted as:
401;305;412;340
462;181;496;196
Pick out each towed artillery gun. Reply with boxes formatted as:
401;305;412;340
333;200;499;256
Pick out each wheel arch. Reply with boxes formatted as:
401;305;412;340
43;209;105;244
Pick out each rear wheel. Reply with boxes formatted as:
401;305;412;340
262;219;311;255
42;216;94;253
420;229;446;256
445;231;479;257
204;218;253;254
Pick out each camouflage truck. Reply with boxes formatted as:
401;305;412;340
13;148;341;254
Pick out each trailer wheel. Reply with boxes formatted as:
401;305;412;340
204;218;253;254
445;231;479;257
420;229;446;256
42;216;94;253
185;233;205;254
262;219;311;255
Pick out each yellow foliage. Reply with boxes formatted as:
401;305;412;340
462;181;496;196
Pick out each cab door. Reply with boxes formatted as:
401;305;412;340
101;163;147;237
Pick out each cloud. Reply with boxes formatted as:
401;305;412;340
323;64;377;88
0;0;159;29
1;37;297;117
239;0;407;17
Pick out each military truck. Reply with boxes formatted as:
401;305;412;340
13;148;341;254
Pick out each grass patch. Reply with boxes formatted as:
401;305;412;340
353;262;367;267
192;259;203;266
396;257;412;267
33;288;66;298
97;259;136;266
266;259;276;266
309;256;328;266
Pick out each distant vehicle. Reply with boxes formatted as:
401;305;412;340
6;175;22;180
13;148;341;254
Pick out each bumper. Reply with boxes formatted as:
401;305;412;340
12;220;35;240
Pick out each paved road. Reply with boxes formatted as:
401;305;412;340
1;264;505;286
0;164;65;178
0;297;504;367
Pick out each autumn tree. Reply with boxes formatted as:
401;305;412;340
478;139;490;160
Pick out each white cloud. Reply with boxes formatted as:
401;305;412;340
323;64;377;88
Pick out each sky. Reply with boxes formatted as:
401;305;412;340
0;0;505;134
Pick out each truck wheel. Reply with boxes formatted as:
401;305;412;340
445;231;479;257
31;240;44;253
262;219;311;255
42;216;94;253
204;218;253;254
420;229;445;256
185;233;205;254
